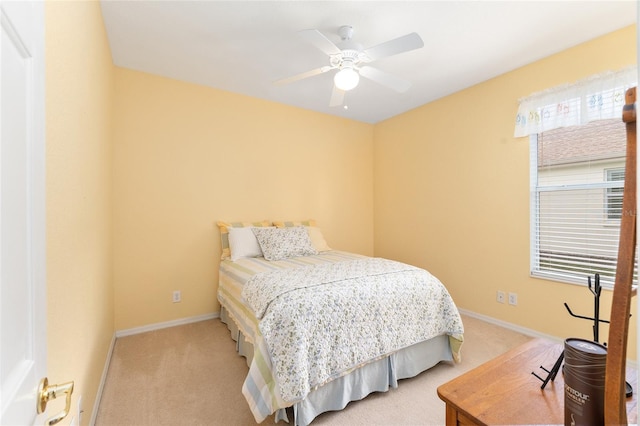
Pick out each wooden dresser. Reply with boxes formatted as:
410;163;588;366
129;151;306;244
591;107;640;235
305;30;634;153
437;338;637;425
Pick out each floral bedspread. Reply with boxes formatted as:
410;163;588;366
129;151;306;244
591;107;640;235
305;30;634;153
241;257;464;403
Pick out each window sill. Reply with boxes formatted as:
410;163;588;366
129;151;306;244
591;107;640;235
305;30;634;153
530;270;615;290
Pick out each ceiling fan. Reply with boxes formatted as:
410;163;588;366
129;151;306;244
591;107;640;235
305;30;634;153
274;25;424;107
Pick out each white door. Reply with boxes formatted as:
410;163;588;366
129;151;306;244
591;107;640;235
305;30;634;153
0;0;47;425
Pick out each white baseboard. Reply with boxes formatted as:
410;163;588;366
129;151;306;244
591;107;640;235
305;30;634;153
90;333;116;426
115;312;219;338
458;308;563;342
459;308;637;369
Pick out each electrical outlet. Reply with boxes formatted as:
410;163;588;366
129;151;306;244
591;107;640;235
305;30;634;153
496;291;505;304
508;292;518;305
172;290;181;303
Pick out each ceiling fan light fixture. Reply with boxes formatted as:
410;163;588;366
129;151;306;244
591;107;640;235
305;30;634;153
334;68;359;91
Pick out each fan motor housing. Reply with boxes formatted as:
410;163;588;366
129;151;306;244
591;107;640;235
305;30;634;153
331;49;364;68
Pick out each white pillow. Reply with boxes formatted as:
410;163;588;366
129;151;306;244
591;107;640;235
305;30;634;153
252;226;318;261
307;226;331;251
228;227;270;261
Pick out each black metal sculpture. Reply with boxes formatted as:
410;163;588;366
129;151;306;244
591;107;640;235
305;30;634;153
531;273;631;397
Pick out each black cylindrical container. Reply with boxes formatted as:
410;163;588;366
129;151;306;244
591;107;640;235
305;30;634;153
564;338;607;426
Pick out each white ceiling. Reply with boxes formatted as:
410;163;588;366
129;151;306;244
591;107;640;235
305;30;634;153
100;1;637;124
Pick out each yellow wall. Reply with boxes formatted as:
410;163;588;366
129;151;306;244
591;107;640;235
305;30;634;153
45;1;114;424
42;7;636;423
374;25;637;359
112;69;374;330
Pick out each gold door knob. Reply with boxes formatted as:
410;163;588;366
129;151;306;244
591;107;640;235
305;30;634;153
37;377;74;426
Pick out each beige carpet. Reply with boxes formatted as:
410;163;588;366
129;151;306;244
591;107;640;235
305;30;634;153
95;314;532;425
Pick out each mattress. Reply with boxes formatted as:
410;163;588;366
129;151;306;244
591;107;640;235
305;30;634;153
218;251;464;425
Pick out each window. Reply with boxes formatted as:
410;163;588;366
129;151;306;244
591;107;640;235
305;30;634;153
605;168;624;220
530;119;635;287
516;67;637;287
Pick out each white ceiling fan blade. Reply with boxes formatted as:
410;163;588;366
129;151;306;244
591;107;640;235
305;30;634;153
359;66;412;93
329;86;345;107
274;66;333;86
364;32;424;61
299;29;342;56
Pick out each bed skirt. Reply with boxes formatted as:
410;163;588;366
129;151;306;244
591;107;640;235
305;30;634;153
220;305;453;425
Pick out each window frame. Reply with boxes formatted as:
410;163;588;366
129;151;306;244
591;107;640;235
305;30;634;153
604;167;625;221
529;129;634;289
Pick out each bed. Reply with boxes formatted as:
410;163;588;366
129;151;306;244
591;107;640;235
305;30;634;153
216;220;464;425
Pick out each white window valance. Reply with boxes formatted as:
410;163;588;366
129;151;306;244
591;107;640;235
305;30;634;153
514;66;637;138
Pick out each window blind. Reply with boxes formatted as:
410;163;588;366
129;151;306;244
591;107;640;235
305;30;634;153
530;118;637;287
